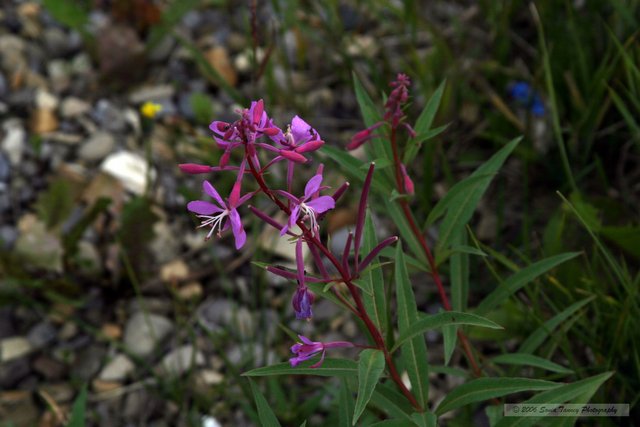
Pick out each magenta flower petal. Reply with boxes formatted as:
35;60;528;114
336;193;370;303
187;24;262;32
179;163;212;174
299;335;315;345
187;201;223;215
290;116;312;143
203;181;225;207
229;209;246;249
280;150;307;163
304;175;323;199
306;196;335;214
295;139;324;154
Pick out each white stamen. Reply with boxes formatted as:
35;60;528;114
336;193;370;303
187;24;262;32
299;202;318;234
196;210;229;240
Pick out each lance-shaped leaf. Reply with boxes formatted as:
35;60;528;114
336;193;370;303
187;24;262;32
353;349;386;425
369;382;415;421
491;353;573;374
435;377;559;415
243;359;357;378
361;210;389;335
435;137;521;258
404;80;447;164
395;243;430;407
391;311;502;353
494;372;613;427
475;252;581;316
249;379;282;427
518;296;595;354
354;163;375;272
338;378;355;427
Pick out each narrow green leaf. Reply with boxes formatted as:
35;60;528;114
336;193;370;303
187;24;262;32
425;174;494;226
362;210;388;336
435;377;559;415
492;353;573;374
494;372;613;427
321;145;393;194
371;420;414;427
411;411;438;427
42;0;89;31
352;72;381;128
404;123;449;164
353;349;386;425
338;378;355;427
443;324;458;367
243;359;357;377
370;382;415;421
249;379;282;427
518;297;595;354
436;137;521;256
386;199;429;267
67;384;88;427
391;311;502;352
446;230;470;364
395;243;430;406
475;252;581;316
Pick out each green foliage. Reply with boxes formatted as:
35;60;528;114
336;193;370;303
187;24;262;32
353;349;386;424
67;384;88;427
190;92;215;126
249;380;282;427
35;178;75;230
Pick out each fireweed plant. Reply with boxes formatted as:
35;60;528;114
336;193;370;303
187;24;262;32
181;77;612;425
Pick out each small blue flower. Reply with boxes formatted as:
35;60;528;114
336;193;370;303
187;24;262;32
509;81;545;117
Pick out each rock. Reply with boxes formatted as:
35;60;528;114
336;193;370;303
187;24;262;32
0;391;38;427
74;345;106;381
0;337;33;362
35;89;59;109
196;369;223;386
26;321;57;349
0;225;18;249
201;416;223;427
156;345;204;376
39;383;74;403
128;85;175;104
227;343;276;366
0;358;30;388
150;221;181;263
197;299;255;339
60;97;90;118
100;150;155;195
93;99;127;133
98;354;135;381
32;355;66;380
100;323;122;341
203;46;237;87
14;214;63;272
1;119;26;165
79;131;116;162
176;282;203;301
92;379;122;393
123;312;174;357
160;259;189;283
0;152;10;182
71;52;92;75
30;108;58;134
43;27;71;57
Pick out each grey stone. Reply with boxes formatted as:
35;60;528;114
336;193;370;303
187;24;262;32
100;150;155;195
156;345;204;376
1;119;26;166
79;131;116;162
128;84;175;104
0;357;30;388
124;312;174;357
0;337;33;362
43;27;71;57
98;353;135;381
0;152;10;182
0;225;17;249
93;99;127;132
26;321;57;349
74;345;106;380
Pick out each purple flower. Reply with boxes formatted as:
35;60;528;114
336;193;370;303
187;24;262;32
187;177;251;249
289;335;354;367
292;239;315;320
276;173;335;236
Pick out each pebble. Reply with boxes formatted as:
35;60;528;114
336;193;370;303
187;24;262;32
1;120;26;166
0;152;10;182
98;354;135;381
100;323;122;341
100;150;155;195
156;345;204;376
42;27;70;57
26;321;57;349
60;97;90;118
32;355;66;380
160;258;189;283
0;336;33;362
93;99;127;133
123;312;174;357
39;383;74;403
30;108;59;134
74;345;106;381
128;84;175;104
0;357;30;388
35;89;59;109
14;214;63;272
203;46;237;87
79;131;116;162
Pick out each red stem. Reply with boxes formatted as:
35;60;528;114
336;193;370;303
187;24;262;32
390;128;483;378
244;151;423;411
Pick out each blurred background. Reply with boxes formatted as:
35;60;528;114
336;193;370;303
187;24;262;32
0;0;638;425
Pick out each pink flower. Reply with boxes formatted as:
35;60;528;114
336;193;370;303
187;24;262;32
276;173;335;236
289;335;354;367
292;239;315;320
187;178;251;249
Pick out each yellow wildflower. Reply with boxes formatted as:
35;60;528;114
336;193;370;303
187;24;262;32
140;101;163;119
